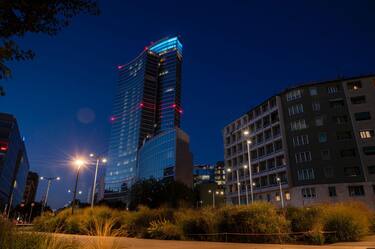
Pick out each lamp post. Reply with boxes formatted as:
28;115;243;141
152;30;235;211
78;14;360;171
243;130;254;204
89;153;107;209
40;176;60;214
28;203;35;223
208;189;224;208
71;158;85;215
227;168;241;205
276;177;284;208
243;165;249;205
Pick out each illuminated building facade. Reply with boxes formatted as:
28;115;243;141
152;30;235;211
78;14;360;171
105;37;192;203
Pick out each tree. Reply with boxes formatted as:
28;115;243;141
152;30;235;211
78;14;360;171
129;178;196;210
0;0;100;82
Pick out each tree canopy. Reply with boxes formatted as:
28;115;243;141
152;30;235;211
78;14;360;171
129;178;196;210
0;0;99;80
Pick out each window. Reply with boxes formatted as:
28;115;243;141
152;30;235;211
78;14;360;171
368;165;375;175
327;86;339;94
363;146;375;155
333;115;348;124
348;185;365;196
347;81;362;91
295;151;312;163
319;132;327;143
297;168;315;180
285;192;291;200
350;96;366;104
312;102;320;111
288;104;304;116
292;134;309;146
274;140;283;151
360;130;374;139
290;119;307;131
286;89;302;101
324;167;334;178
301;187;316;198
344;167;361;177
355;112;371;121
329;99;345;108
315;116;324;126
328;186;337;197
309;87;318;96
321;150;330;160
340;149;356;157
336;131;352;140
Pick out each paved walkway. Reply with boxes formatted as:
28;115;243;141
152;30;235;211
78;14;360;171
54;233;375;249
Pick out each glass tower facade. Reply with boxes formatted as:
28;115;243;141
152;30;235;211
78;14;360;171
105;36;191;202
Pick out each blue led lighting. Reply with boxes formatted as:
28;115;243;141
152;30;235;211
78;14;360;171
149;37;183;53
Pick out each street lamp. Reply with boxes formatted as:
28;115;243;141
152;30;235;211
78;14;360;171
243;130;254;204
227;167;241;205
89;153;107;209
208;189;224;208
40;176;60;214
276;177;284;209
28;203;35;223
243;165;249;205
71;158;85;215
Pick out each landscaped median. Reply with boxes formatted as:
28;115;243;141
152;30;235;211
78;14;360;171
32;202;375;245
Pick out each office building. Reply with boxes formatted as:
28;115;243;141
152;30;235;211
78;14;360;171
105;37;192;202
0;113;29;211
223;75;375;208
23;171;39;205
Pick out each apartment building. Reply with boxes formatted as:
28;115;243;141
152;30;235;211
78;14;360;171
223;75;375;208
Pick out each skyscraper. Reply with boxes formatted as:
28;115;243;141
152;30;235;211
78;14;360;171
105;37;192;203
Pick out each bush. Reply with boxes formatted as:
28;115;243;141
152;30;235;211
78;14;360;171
286;206;325;244
322;202;370;242
216;202;290;243
175;208;216;240
120;206;174;238
147;219;182;240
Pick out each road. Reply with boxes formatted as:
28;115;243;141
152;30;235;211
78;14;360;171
54;233;375;249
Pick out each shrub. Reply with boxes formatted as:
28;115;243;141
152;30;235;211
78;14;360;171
175;208;216;240
322;202;370;242
120;206;174;238
285;206;325;244
0;218;13;249
147;219;182;240
216;202;290;243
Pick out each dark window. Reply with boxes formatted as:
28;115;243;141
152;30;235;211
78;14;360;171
344;167;361;177
368;165;375;174
373;185;375;194
340;149;356;157
274;140;283;151
321;150;330;160
336;131;352;140
347;81;362;91
348;185;365;196
350;96;366;104
333;115;348;124
328;186;337;197
329;99;344;108
355;112;371;121
363;146;375;155
324;167;334;178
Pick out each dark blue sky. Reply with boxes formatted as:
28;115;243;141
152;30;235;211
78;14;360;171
1;1;375;209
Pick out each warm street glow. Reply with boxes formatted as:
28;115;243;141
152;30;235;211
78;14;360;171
56;177;61;180
74;158;86;169
102;158;108;163
247;139;252;144
243;130;249;136
227;168;231;172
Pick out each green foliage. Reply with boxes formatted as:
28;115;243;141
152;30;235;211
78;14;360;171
147;219;182;240
32;202;374;244
0;0;100;79
322;202;370;242
129;178;195;210
216;202;290;243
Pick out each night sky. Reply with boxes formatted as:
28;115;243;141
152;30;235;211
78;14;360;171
1;1;375;209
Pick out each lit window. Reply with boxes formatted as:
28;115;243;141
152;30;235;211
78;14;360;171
347;81;362;91
319;132;327;143
327;86;339;94
312;102;320;111
309;87;318;96
285;192;291;200
359;130;374;139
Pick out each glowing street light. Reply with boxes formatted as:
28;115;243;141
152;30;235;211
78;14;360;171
71;157;86;215
89;153;107;209
40;176;60;214
243;130;254;204
276;177;284;209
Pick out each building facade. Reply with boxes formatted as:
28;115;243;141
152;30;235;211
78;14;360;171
0;113;30;211
105;37;192;202
223;75;375;208
23;171;39;205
